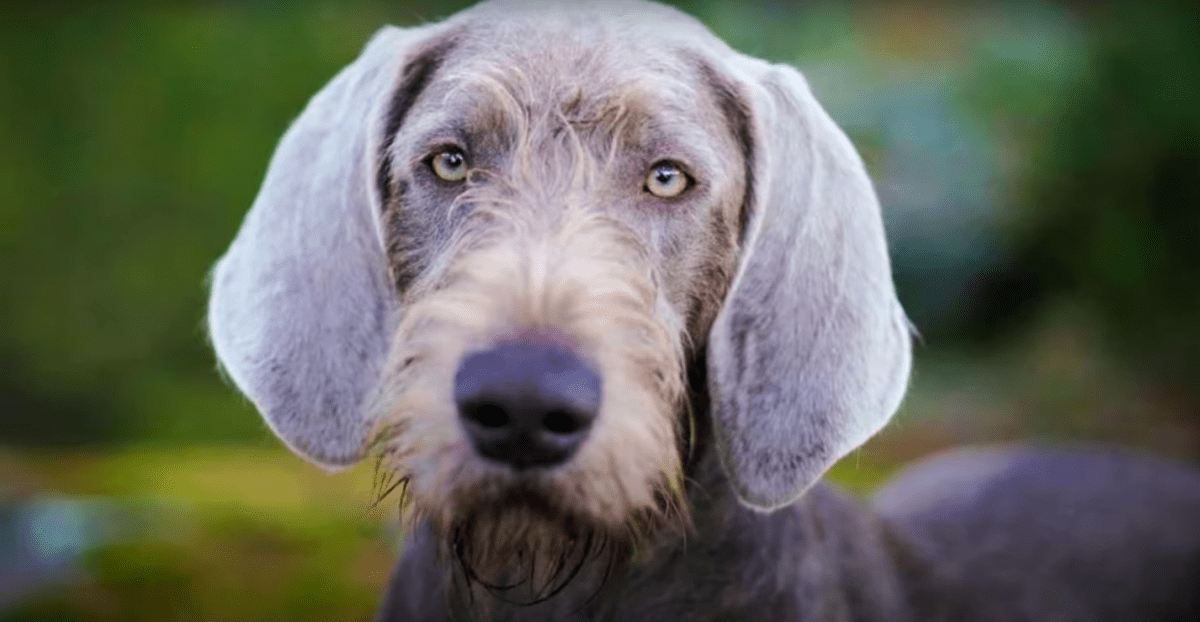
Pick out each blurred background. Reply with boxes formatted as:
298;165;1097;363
1;1;1197;619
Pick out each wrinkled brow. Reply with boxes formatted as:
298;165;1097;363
434;58;674;150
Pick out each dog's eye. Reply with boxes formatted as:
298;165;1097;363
645;161;689;198
430;148;468;182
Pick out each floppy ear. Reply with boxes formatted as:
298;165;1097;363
207;26;445;467
708;57;913;510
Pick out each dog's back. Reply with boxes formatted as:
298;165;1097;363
874;446;1200;621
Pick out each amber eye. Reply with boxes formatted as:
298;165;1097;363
645;161;689;198
430;148;468;182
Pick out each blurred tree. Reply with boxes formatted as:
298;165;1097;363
970;3;1200;410
0;2;469;446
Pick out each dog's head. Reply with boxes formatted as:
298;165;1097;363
208;0;910;593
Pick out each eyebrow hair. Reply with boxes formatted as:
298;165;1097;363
377;34;461;210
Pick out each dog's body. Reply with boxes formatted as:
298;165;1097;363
379;446;1200;622
876;446;1200;622
206;2;1200;620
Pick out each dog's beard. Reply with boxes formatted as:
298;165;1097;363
442;486;641;606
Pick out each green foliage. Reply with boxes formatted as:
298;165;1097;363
1004;4;1200;404
0;2;474;445
1;447;399;621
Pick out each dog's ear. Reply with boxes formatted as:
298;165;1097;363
207;26;447;468
707;56;912;510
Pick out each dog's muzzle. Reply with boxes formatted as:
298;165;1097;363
454;340;602;469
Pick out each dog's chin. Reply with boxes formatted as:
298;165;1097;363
438;483;637;602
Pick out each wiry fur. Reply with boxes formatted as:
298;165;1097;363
368;62;696;590
373;205;690;586
206;2;1200;620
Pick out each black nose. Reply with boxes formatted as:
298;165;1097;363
454;341;601;469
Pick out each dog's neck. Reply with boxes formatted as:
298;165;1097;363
379;455;917;621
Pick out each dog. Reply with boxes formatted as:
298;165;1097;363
206;1;1200;619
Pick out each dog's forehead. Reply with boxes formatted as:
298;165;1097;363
457;0;722;49
413;2;734;128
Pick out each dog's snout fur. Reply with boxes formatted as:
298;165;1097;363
207;1;1200;620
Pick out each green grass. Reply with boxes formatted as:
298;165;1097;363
1;446;399;622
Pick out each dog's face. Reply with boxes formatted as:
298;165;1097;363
373;6;748;576
208;0;911;593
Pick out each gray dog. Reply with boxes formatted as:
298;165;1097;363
207;1;1200;620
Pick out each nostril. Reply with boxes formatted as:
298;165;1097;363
543;408;586;435
463;401;510;429
454;340;601;469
